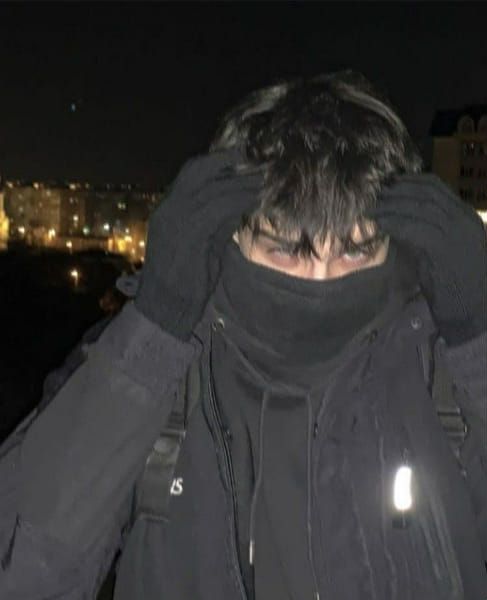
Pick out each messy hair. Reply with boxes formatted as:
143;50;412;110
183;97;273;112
211;70;422;254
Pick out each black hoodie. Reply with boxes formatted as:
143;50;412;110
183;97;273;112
210;241;411;599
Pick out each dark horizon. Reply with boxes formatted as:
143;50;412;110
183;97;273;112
0;2;486;187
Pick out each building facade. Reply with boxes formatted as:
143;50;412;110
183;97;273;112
0;188;9;250
4;183;62;245
3;181;162;261
431;105;487;218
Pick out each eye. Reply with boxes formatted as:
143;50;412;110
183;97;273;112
342;249;369;263
266;246;301;267
340;238;382;264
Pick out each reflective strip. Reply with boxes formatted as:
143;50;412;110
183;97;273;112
393;465;413;511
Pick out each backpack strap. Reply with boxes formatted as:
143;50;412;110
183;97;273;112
418;339;468;461
134;358;200;522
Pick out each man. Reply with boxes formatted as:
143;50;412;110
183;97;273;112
1;71;486;599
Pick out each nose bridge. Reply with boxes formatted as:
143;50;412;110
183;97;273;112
309;237;334;280
310;255;330;280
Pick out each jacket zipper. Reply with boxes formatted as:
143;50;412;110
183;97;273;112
207;375;248;600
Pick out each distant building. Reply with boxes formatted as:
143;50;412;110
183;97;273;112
430;105;487;218
0;187;9;250
3;181;162;260
4;183;62;245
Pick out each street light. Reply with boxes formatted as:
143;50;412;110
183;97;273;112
70;269;80;288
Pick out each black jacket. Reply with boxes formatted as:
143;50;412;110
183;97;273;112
1;297;486;599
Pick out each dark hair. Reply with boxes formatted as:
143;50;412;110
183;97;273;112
211;70;422;253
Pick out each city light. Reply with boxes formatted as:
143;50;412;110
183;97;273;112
478;210;487;224
69;269;80;287
2;180;152;261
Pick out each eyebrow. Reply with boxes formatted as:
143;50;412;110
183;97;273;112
255;230;384;255
255;231;300;250
341;233;385;251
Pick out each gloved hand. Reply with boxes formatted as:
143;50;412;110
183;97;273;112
371;175;487;346
135;149;262;340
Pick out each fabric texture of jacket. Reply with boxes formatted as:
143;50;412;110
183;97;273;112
0;295;486;599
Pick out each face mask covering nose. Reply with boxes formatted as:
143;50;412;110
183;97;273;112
213;241;397;366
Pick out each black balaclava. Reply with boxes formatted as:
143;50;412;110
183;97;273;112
213;239;398;383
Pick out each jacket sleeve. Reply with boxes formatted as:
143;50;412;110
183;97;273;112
444;331;487;561
0;302;197;599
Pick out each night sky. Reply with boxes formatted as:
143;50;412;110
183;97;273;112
0;2;486;188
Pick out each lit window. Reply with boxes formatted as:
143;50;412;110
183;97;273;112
462;142;476;157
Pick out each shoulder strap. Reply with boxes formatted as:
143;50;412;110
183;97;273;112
418;339;468;461
134;358;200;522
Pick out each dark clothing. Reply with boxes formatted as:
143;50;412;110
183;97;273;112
1;293;486;599
213;241;399;370
210;241;411;599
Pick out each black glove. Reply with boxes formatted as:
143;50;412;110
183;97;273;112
371;175;487;346
135;149;262;340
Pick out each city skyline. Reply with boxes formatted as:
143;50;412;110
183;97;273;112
0;177;160;260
